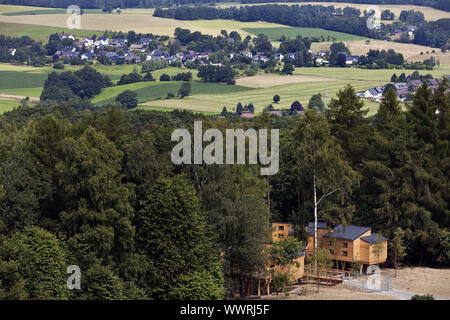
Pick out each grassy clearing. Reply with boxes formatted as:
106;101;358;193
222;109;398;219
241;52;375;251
242;27;366;42
0;21;97;43
137;105;216;115
0;71;48;89
0;98;20;114
236;74;335;88
93;81;248;105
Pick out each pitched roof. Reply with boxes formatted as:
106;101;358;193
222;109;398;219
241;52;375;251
306;221;328;235
323;224;371;241
361;233;388;244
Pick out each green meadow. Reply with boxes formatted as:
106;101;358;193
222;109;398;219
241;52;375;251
242;27;366;42
3;9;106;16
93;81;248;105
0;22;98;43
0;98;20;114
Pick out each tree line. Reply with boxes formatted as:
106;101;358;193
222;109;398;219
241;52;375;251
154;5;382;39
0;0;448;12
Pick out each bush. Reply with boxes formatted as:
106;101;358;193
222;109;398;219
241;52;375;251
411;294;434;300
53;62;64;69
271;273;289;293
178;83;191;98
116;90;138;109
143;72;155;81
166;92;175;99
160;74;171;81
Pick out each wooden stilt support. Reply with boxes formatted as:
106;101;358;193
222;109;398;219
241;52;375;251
257;276;261;296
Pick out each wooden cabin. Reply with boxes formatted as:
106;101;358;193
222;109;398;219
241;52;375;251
243;222;305;296
269;222;305;282
306;222;388;272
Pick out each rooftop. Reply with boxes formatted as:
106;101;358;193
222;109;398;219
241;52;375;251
361;233;388;244
323;224;371;241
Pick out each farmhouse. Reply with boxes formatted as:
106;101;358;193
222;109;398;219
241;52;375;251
345;55;360;66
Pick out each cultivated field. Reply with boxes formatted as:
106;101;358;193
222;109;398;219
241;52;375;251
93;81;248;105
0;98;20;114
242;27;366;41
0;13;186;36
236;74;335;88
0;4;54;14
183;20;290;36
0;21;97;43
311;40;450;65
142;66;449;114
217;2;450;21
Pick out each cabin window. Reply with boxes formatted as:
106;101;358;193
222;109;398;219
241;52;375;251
278;234;284;238
342;251;348;256
342;242;348;248
328;241;333;246
330;249;334;254
278;226;284;231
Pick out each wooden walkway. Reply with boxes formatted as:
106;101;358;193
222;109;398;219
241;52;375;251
304;266;352;285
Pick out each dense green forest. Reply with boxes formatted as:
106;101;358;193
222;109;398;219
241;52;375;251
0;0;448;11
0;75;448;299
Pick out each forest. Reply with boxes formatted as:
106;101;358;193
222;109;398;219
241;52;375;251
0;76;448;299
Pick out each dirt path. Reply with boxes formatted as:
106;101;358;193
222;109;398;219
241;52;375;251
0;93;39;102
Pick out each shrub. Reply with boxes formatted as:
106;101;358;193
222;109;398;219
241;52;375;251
116;90;138;109
411;294;434;300
53;62;65;69
160;74;171;81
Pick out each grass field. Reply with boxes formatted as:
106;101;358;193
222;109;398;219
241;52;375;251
0;4;55;14
3;9;106;16
311;40;450;65
0;21;98;42
216;2;450;21
93;81;248;105
142;66;450;115
0;64;198;97
242;27;366;42
2;62;448;115
0;13;186;36
0;98;20;114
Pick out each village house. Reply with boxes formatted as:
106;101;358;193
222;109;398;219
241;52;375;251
345;55;360;66
407;79;423;91
427;79;439;89
240;51;253;58
58;32;75;41
275;53;284;62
